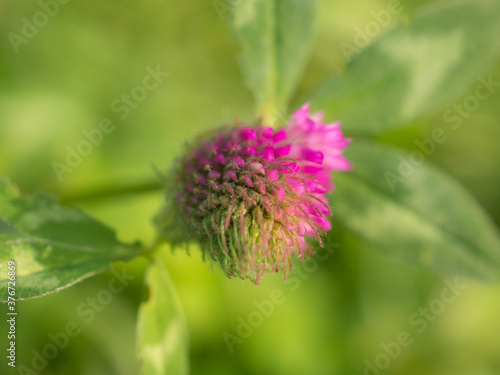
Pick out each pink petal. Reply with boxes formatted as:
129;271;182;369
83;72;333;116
274;145;291;158
301;147;324;164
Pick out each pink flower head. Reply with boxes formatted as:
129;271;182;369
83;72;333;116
156;103;351;284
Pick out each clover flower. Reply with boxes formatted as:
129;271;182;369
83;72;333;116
156;103;351;284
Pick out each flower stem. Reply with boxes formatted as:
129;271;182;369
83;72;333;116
60;180;163;205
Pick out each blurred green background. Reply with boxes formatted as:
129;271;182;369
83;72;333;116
1;0;500;374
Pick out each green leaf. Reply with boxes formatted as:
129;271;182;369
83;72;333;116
311;0;500;135
137;253;189;375
0;177;142;301
230;0;317;123
332;141;500;281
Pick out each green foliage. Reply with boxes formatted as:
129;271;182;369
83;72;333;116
1;0;500;374
332;141;500;281
230;0;317;123
0;177;141;301
310;0;500;135
137;253;189;375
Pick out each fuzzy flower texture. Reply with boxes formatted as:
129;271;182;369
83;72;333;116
158;103;351;284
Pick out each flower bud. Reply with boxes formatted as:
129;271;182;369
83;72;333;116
156;103;351;284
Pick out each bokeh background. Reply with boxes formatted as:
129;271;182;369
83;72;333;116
1;0;500;374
